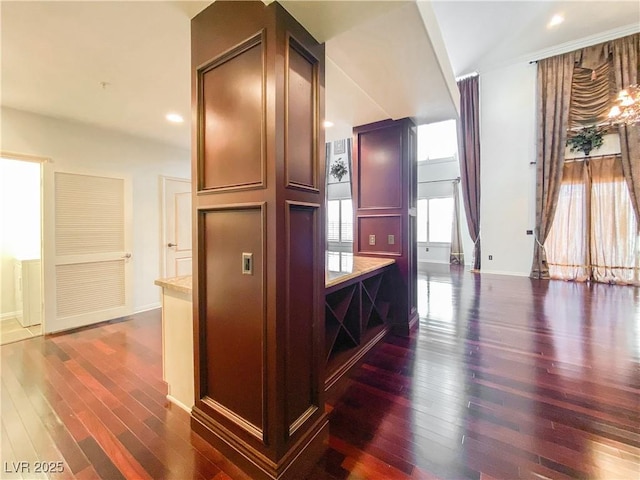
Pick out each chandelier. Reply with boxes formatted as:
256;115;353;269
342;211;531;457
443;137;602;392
608;85;640;125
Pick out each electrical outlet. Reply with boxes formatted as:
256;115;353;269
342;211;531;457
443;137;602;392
488;255;493;260
526;230;533;235
387;234;395;245
369;234;376;245
425;247;429;252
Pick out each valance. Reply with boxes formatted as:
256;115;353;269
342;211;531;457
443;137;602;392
567;33;639;127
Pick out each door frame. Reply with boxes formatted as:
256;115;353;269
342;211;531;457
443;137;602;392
0;151;48;333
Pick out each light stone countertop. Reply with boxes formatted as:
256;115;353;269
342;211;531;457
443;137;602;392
155;255;395;295
154;275;192;294
325;255;395;288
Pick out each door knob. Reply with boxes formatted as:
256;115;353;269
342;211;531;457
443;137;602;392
167;243;177;247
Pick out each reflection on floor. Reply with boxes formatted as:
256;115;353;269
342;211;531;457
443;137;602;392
1;266;638;479
0;317;42;345
321;262;640;479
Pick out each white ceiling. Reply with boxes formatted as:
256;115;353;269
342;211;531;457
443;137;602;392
431;1;640;76
1;1;200;149
1;1;638;150
281;1;460;139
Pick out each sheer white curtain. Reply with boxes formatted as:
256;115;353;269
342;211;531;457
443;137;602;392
546;155;640;285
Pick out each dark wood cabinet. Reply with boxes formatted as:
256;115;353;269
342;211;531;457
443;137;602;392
353;119;419;335
191;2;326;479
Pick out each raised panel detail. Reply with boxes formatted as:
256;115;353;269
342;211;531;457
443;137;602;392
202;207;264;432
358;127;402;209
175;257;192;277
286;39;317;190
199;37;264;191
286;203;318;433
357;216;402;255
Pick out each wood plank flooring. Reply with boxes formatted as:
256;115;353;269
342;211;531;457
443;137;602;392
1;267;639;479
0;318;42;346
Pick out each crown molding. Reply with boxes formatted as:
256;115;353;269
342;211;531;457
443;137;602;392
479;23;639;75
525;23;640;65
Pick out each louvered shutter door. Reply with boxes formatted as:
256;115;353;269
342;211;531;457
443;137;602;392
53;172;131;330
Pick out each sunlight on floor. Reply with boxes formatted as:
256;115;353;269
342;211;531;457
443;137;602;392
418;278;453;322
0;318;42;345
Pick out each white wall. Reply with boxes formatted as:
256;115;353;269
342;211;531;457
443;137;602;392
1;107;191;326
479;63;537;276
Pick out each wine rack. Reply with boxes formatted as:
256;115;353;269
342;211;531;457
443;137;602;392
324;264;393;390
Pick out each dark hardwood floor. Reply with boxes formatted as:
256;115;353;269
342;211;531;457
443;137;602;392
1;267;639;479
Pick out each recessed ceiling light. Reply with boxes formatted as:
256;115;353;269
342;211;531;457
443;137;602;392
323;120;334;128
548;14;564;28
166;113;184;123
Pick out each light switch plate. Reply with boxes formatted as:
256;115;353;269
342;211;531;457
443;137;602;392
242;252;253;275
388;234;395;245
368;234;376;246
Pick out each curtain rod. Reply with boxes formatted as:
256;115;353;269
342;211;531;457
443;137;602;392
564;153;621;163
529;57;580;65
531;153;621;165
456;72;478;81
418;177;460;185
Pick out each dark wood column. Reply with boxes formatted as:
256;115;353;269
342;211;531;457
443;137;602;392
353;119;418;335
190;2;327;479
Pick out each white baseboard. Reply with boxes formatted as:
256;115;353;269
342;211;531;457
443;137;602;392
134;303;161;314
480;269;529;277
166;394;192;413
0;311;22;322
418;260;473;267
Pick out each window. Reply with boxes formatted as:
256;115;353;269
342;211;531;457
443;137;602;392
417;119;458;161
545;157;639;285
327;199;353;243
326;251;353;272
417;197;454;243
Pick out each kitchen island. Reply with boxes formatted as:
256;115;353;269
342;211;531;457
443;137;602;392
156;253;396;409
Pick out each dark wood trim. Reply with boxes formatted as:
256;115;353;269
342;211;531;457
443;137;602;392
352;118;417;335
284;33;320;193
191;2;326;478
196;30;267;193
195;202;268;444
284;200;321;439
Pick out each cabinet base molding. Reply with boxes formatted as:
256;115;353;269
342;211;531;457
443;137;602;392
393;310;420;337
192;408;328;480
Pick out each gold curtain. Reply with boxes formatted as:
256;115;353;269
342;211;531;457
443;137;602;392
611;33;640;223
532;33;639;281
531;53;575;279
449;180;464;265
570;61;615;127
545;155;639;285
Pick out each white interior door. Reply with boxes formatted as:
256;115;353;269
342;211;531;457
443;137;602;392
162;177;192;277
45;170;132;333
